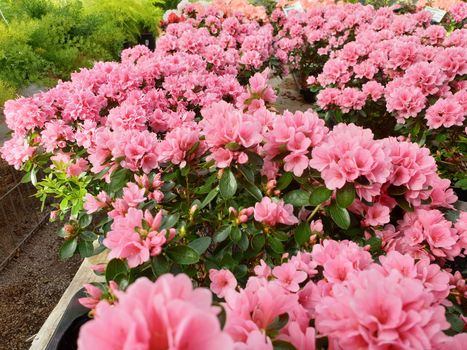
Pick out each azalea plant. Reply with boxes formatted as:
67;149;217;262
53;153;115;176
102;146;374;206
0;1;466;349
273;3;467;186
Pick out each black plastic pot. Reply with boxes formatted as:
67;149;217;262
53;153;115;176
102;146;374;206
139;32;156;51
300;89;316;104
45;289;90;350
454;188;467;202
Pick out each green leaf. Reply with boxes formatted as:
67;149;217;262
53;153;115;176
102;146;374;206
59;238;78;259
200;187;219;208
336;183;355;208
214;226;231;243
160;213;179;230
21;172;31;183
188;237;212;255
151;255;171;276
388;185;407;196
396;197;414;212
230;226;241;243
238;164;255;183
79;214;93;228
272;340;296;350
166;246;200;265
283;189;310;207
105;259;128;282
220;169;237;199
244;181;263;201
238;233;249;251
329;202;351;230
81;231;98;241
455;178;467;190
277;172;293;190
447;312;464;333
251;234;265;251
366;236;382;254
108;168;131;193
309;186;332;206
78;240;94;257
268;313;289;332
268;236;284;254
295;222;311;245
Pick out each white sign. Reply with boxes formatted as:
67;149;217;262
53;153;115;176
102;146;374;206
425;6;447;23
283;2;304;17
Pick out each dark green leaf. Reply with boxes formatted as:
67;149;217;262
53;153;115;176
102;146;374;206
230;226;241;243
220;169;237;199
59;238;78;259
447;313;464;333
108;168;131;193
295;222;311;245
388;185;407;196
244;181;263;201
251;234;265;251
329;202;351;230
151;255;171;276
238;164;255;183
160;213;180;230
214;226;231;243
238;233;249;251
309;186;332;206
166;246;200;265
336;183;355;208
268;313;289;332
78;240;94;257
277;172;293;190
283;189;310;207
79;214;92;228
366;236;382;253
105;259;128;282
81;230;98;241
188;237;212;255
268;236;284;253
200;187;219;208
272;340;296;350
396;197;414;212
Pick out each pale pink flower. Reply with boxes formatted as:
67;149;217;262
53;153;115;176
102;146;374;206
209;269;238;297
272;262;307;292
254;197;298;226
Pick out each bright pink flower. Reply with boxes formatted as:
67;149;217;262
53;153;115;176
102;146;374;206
78;275;234;350
315;268;450;349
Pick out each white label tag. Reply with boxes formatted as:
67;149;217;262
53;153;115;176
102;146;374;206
425;6;447;23
283;2;304;17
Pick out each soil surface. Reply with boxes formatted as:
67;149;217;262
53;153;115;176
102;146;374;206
0;220;81;350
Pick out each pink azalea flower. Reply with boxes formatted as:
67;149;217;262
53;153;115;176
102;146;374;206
209;269;238;297
78;275;234;350
254;197;298;226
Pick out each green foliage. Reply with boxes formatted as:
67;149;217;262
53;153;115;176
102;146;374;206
0;0;162;107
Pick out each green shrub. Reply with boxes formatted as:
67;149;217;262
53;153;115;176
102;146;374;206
0;0;162;106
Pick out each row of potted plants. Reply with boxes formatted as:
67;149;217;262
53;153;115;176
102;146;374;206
1;1;466;349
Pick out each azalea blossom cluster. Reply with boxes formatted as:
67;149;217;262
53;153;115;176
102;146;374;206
80;100;463;268
313;20;467;131
78;241;466;350
158;2;275;80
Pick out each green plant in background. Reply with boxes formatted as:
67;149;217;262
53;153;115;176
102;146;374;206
0;0;162;109
153;0;183;12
